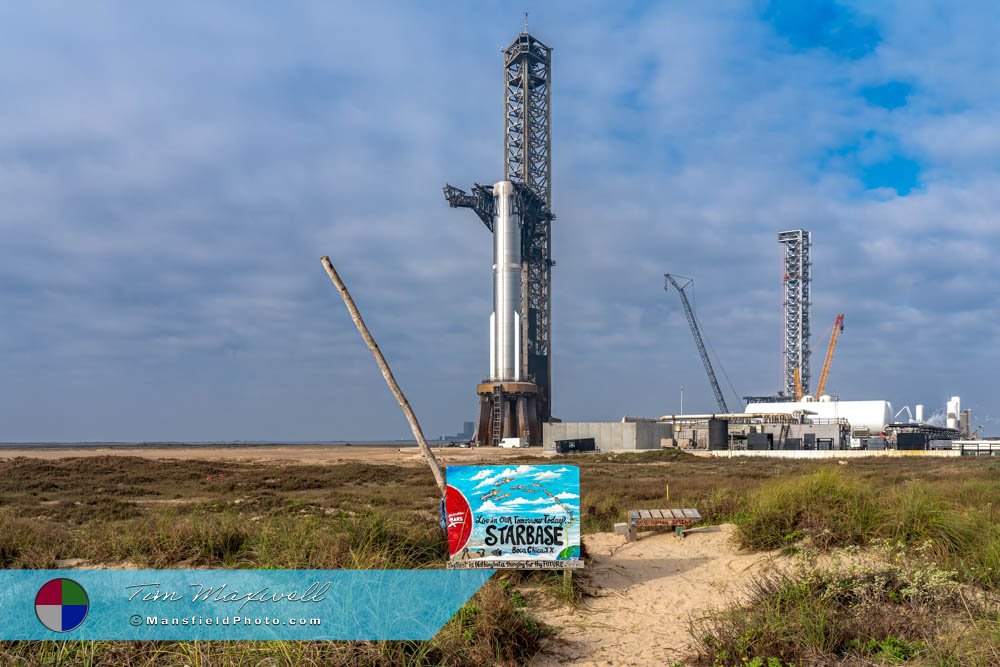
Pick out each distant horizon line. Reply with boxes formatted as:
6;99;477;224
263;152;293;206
0;439;434;447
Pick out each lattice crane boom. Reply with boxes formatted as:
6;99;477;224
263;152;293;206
815;314;844;397
664;274;730;413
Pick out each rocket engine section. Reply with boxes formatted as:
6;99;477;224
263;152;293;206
490;181;521;382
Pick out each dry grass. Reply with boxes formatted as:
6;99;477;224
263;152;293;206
3;451;1000;665
0;456;544;666
691;544;1000;666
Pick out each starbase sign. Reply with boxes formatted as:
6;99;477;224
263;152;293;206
445;465;582;570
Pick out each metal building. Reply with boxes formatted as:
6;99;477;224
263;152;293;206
443;29;555;446
745;398;892;434
778;229;812;397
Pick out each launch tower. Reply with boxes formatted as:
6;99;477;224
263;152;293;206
443;29;554;446
779;229;812;397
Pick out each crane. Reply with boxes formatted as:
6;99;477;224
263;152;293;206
815;314;845;397
664;274;729;413
793;368;803;401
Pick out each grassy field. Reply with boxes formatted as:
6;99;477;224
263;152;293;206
1;451;999;665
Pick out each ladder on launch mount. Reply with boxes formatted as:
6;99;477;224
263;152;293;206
491;385;503;446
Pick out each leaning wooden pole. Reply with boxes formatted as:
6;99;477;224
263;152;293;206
321;256;447;498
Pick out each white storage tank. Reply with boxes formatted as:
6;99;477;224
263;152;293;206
745;399;893;433
946;396;960;430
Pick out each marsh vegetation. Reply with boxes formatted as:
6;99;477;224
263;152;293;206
1;452;999;665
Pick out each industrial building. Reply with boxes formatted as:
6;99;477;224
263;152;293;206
541;413;848;453
543;419;673;453
662;412;847;450
745;398;890;434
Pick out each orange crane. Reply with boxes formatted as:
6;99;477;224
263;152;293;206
793;368;803;401
815;314;845;397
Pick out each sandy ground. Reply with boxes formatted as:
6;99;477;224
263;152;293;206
532;524;781;667
0;444;545;465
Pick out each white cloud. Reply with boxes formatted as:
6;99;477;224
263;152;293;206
529;504;576;514
1;3;999;440
475;500;501;513
473;465;536;490
501;497;552;506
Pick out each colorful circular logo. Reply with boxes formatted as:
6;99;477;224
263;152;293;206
35;578;89;632
445;485;473;556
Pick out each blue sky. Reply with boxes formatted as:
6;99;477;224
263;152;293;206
2;1;999;441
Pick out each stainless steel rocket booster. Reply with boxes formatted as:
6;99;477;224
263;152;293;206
489;180;521;382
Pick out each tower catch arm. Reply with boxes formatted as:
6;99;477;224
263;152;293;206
443;183;495;231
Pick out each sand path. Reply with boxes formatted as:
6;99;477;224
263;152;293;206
532;524;780;666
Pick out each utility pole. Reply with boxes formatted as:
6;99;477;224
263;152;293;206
320;256;446;497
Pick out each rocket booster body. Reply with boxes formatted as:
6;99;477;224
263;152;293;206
490;181;521;382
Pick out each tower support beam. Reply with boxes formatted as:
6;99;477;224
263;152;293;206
504;32;553;425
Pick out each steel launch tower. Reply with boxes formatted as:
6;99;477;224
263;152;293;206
443;29;554;446
779;229;812;397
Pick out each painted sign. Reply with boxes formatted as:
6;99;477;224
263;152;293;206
445;465;582;569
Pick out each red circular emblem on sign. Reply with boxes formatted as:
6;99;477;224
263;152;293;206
445;484;473;556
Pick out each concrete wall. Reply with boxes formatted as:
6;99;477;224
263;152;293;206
694;449;961;459
634;422;673;450
543;422;673;452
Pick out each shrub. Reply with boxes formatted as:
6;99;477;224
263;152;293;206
735;469;879;550
690;546;996;666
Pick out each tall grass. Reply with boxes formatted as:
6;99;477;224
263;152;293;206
735;469;880;550
0;508;445;570
6;452;1000;665
0;508;546;666
691;548;1000;666
733;468;1000;589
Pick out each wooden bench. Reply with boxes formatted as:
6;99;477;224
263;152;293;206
622;508;702;541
